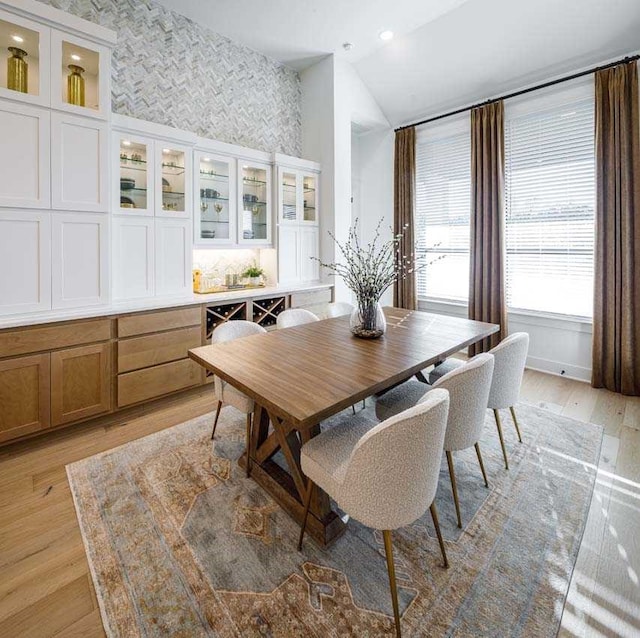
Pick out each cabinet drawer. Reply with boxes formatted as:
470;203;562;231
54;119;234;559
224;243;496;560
118;326;202;373
290;288;332;309
0;318;112;358
118;306;201;338
117;359;202;407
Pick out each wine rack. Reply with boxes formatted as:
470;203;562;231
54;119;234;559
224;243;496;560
205;301;247;341
252;297;286;329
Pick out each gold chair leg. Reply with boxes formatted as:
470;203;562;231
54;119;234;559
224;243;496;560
297;479;314;551
382;530;402;638
475;442;489;488
429;502;449;568
210;400;222;440
245;413;252;478
493;409;509;470
445;451;462;529
509;406;523;443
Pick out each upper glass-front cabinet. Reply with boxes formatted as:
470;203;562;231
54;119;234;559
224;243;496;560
195;152;235;245
51;30;110;118
0;10;50;105
238;160;271;244
115;134;153;215
157;144;191;218
278;167;319;225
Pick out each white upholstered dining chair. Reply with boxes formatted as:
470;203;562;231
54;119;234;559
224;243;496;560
429;332;529;469
276;308;319;329
430;353;495;528
325;301;354;318
297;389;450;638
210;320;266;477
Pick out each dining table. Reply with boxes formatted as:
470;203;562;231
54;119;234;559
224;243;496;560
188;307;499;547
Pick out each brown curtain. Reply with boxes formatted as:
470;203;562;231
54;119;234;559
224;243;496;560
468;101;507;355
393;126;417;309
592;61;640;396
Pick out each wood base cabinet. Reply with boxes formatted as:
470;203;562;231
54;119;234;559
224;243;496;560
0;354;50;443
51;343;111;426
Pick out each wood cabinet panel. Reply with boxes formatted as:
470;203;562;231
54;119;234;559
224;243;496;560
118;326;202;373
51;343;111;426
0;354;50;443
117;359;202;408
290;288;332;309
117;306;201;338
0;319;111;359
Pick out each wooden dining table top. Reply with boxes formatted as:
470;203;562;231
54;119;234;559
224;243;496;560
189;307;499;429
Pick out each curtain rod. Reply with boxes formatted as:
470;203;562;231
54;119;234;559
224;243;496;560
395;54;640;132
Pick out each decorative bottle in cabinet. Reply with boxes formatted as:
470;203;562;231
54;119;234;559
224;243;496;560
7;47;28;93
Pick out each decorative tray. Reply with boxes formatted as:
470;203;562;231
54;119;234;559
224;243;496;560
194;283;266;294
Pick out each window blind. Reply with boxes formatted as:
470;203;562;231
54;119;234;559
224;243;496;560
504;96;595;317
415;129;471;301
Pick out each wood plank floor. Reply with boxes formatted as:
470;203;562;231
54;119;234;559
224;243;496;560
1;372;639;637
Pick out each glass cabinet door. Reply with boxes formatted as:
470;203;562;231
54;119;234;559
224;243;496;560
0;10;50;106
196;153;235;244
279;168;298;223
116;135;152;215
157;144;190;218
238;161;271;244
302;173;318;223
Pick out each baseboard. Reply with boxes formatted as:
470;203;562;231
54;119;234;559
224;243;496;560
525;355;591;383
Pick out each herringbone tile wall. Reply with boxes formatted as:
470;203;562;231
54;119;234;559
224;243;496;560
39;0;302;155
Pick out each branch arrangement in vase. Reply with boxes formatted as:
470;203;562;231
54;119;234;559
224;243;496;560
313;218;444;338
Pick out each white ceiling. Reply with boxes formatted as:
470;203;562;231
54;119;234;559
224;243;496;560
155;0;469;70
355;0;640;126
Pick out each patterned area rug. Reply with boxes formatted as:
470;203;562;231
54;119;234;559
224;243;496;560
67;380;603;637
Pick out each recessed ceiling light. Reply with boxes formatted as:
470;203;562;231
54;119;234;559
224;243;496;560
11;34;24;43
122;140;131;146
71;53;81;61
243;165;249;169
343;42;354;51
203;157;211;162
163;148;171;154
379;30;394;41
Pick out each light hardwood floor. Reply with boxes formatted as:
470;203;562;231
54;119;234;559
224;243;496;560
0;371;638;637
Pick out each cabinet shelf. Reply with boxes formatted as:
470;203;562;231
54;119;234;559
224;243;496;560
199;171;229;180
120;162;148;173
243;178;267;186
161;164;185;176
201;196;229;202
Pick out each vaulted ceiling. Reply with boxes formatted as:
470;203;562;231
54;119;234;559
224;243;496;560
157;0;640;127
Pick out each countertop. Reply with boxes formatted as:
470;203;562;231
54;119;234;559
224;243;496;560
0;282;333;330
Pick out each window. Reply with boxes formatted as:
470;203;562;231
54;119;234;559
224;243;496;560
504;86;595;317
415;119;471;301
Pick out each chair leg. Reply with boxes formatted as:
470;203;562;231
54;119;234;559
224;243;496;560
429;502;449;568
382;530;402;638
475;442;489;488
509;406;523;443
352;404;356;415
297;479;314;551
245;413;252;478
445;451;462;529
493;409;509;470
362;399;366;410
210;400;222;440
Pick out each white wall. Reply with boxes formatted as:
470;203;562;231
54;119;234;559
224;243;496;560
301;55;392;302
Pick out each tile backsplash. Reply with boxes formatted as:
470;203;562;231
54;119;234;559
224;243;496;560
38;0;301;155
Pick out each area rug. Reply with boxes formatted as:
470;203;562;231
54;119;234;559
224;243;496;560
67;380;603;637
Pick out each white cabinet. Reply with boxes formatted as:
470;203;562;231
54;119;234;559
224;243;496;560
0;101;50;208
114;133;154;216
112;216;154;300
278;225;300;284
51;213;109;309
278;225;320;284
155;218;192;297
194;151;236;245
0;211;51;314
300;226;320;281
277;167;319;225
238;160;272;245
51;112;109;212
